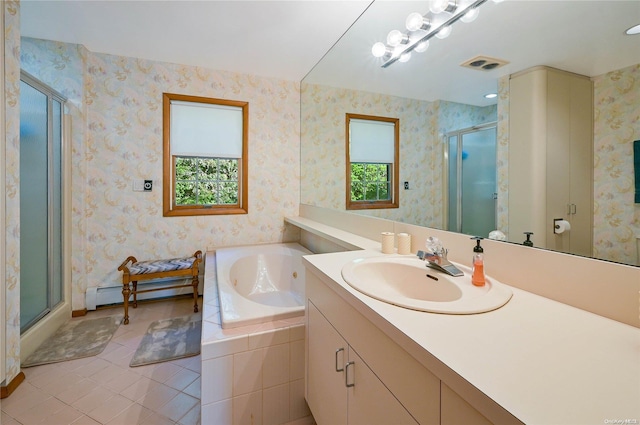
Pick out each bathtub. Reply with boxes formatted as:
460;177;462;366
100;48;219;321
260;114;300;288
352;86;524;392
215;242;313;328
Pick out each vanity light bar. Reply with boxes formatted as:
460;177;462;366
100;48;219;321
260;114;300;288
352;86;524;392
377;0;491;68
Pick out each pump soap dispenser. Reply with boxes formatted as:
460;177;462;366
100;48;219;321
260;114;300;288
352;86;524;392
523;232;534;247
471;237;486;287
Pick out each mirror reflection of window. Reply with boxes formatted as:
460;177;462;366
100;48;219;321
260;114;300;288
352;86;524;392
346;114;399;210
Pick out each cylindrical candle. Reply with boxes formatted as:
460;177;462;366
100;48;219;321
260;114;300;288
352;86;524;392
381;232;395;254
397;233;411;255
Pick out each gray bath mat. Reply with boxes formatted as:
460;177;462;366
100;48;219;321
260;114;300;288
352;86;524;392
22;315;123;368
130;314;201;367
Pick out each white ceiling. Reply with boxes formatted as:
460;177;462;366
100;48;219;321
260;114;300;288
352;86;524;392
20;0;373;82
19;1;640;105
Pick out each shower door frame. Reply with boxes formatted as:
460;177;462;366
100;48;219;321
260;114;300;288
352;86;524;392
19;71;73;356
443;121;498;235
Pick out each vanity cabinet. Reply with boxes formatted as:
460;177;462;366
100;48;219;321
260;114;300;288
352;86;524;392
307;301;418;425
304;265;517;425
305;271;441;425
307;302;417;425
509;65;593;257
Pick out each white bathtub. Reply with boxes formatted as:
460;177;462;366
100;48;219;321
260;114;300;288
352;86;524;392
215;242;312;328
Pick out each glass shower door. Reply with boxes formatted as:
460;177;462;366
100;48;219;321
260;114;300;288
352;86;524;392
447;124;497;238
20;76;64;333
460;127;497;237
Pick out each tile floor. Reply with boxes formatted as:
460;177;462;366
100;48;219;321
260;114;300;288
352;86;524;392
0;297;205;425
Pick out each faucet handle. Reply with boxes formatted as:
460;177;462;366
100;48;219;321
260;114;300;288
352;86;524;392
425;236;444;256
417;250;440;263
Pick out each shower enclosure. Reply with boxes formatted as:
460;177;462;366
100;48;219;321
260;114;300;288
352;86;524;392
19;72;65;333
445;123;497;238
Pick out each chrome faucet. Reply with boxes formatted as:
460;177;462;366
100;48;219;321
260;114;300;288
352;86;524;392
417;248;464;277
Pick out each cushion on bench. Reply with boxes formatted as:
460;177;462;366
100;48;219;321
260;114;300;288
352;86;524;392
128;256;197;275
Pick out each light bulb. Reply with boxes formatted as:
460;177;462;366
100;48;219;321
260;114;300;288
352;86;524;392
460;7;479;23
372;42;387;58
435;26;452;39
429;0;456;14
492;0;505;3
399;52;412;63
406;12;430;32
415;40;430;53
429;0;447;13
387;30;406;47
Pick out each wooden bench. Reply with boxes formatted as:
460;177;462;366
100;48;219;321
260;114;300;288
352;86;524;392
117;251;202;324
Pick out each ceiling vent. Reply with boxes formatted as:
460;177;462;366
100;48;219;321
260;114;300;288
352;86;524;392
461;56;509;71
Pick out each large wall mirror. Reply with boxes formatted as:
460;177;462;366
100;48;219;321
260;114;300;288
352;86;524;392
301;0;640;267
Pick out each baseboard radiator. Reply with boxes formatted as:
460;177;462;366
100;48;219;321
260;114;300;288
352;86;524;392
85;276;204;310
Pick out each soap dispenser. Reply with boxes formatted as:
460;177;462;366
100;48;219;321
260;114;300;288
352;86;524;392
523;232;534;247
470;237;486;287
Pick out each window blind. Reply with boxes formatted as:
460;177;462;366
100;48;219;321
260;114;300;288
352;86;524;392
349;119;395;163
170;100;243;158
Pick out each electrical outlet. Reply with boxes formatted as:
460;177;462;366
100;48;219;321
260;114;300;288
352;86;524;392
404;181;410;190
143;180;153;191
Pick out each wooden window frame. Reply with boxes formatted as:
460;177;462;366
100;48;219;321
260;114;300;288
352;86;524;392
163;92;248;217
345;113;400;210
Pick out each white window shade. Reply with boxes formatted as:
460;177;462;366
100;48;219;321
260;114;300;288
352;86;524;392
170;100;243;158
349;119;395;163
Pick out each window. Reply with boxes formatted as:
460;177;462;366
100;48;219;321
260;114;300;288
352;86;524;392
346;113;399;210
163;93;248;216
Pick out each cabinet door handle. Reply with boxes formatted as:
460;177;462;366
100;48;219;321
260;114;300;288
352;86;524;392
345;361;355;387
335;348;345;372
571;204;577;214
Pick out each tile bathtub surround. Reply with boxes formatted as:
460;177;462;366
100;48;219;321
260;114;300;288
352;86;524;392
201;253;312;425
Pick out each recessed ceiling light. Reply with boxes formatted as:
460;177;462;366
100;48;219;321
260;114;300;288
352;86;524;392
484;93;498;99
625;23;640;35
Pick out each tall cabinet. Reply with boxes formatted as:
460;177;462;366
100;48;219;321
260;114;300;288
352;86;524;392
509;66;593;257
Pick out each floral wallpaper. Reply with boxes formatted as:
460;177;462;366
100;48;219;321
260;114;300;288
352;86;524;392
301;84;430;225
3;0;21;384
496;75;510;237
20;38;302;311
593;63;640;265
301;82;496;229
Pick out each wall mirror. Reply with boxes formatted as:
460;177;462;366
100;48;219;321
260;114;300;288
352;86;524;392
301;0;640;266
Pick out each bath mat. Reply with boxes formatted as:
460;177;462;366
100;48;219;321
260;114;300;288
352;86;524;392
22;315;123;368
130;314;201;367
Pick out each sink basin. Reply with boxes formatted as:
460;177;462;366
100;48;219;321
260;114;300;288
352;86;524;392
341;256;512;314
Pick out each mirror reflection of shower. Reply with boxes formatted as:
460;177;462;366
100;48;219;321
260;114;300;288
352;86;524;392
446;123;497;238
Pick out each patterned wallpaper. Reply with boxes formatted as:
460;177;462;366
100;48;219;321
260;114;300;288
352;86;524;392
301;84;433;225
496;75;510;237
300;83;496;229
4;0;21;384
20;38;302;310
593;63;640;265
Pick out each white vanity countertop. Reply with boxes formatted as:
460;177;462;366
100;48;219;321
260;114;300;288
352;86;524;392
303;249;640;425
